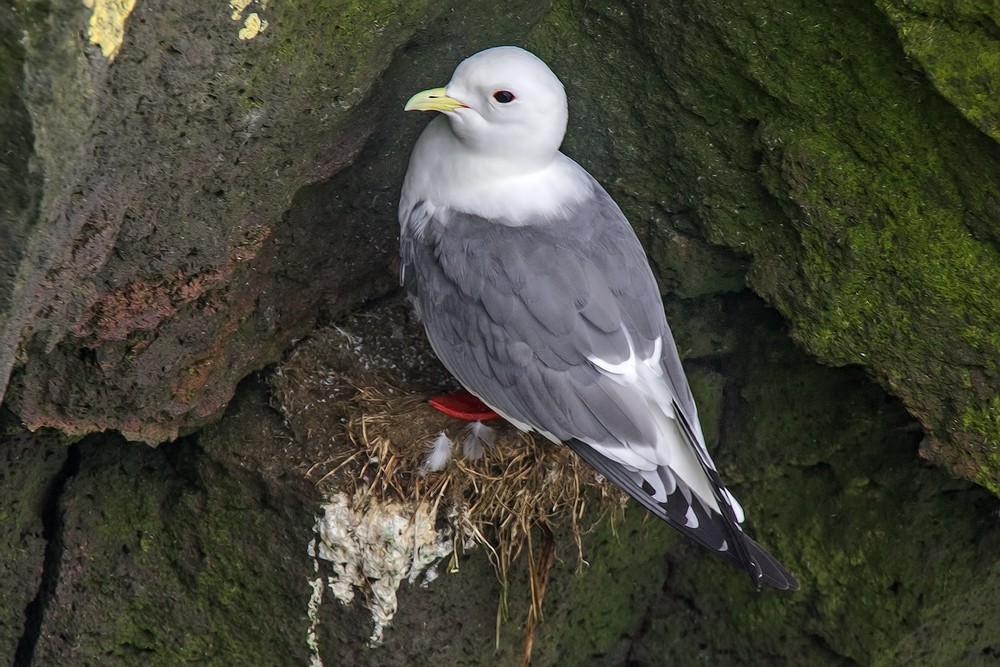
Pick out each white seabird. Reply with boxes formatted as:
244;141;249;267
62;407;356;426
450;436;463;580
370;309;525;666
398;46;798;590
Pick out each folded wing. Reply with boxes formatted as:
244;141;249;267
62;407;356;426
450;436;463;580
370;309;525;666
401;178;797;590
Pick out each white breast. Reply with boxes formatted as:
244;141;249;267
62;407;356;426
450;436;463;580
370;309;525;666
399;117;592;227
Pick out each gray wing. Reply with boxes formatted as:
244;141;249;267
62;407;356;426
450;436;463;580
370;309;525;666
402;186;684;446
400;182;797;590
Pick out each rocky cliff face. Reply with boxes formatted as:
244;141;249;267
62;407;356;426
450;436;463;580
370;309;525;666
2;0;1000;664
0;0;552;443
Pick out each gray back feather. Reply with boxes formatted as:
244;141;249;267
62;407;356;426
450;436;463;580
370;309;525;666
400;177;700;450
400;177;799;590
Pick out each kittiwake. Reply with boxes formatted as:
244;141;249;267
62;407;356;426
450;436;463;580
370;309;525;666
398;46;798;590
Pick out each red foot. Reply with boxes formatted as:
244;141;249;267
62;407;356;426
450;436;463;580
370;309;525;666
428;391;501;421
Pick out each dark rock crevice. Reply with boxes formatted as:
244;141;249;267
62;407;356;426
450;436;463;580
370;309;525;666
12;439;82;667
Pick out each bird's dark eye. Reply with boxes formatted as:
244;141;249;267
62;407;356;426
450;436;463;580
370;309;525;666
493;90;515;103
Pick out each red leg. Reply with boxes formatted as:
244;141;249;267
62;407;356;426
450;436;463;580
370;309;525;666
428;391;501;421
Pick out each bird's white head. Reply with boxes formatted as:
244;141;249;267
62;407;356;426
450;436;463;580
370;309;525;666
405;46;568;175
400;46;592;223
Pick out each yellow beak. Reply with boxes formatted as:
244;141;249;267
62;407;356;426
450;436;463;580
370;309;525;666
404;87;468;112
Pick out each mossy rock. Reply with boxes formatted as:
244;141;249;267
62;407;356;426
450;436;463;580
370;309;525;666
14;293;1000;665
528;0;1000;494
29;383;318;664
0;428;69;661
627;296;1000;665
875;558;1000;666
878;0;1000;143
5;0;1000;662
12;370;675;665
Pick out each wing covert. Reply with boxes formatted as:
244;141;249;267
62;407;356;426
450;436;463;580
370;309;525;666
401;182;668;450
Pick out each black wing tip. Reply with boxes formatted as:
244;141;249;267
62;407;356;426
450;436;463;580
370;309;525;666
566;438;800;591
746;537;800;591
755;570;800;592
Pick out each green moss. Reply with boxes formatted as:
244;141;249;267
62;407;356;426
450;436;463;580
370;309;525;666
626;300;1000;665
0;430;69;658
31;378;318;666
243;0;445;139
530;0;1000;491
878;0;1000;143
47;439;312;664
663;295;736;360
548;508;675;664
874;560;1000;666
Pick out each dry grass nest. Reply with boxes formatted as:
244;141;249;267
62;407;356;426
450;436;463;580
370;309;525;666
270;302;627;653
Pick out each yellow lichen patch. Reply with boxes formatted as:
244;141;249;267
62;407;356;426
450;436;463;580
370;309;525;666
82;0;137;60
229;0;252;21
238;12;267;40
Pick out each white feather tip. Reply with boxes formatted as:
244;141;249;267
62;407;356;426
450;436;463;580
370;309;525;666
423;432;454;473
462;421;497;461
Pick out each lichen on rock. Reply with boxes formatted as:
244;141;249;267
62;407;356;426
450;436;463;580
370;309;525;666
82;0;138;59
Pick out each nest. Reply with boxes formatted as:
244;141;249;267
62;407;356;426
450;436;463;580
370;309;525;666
271;299;626;658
